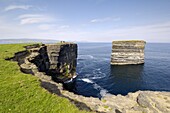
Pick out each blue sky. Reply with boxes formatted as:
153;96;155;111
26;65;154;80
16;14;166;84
0;0;170;42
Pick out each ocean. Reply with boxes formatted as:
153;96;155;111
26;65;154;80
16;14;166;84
69;43;170;98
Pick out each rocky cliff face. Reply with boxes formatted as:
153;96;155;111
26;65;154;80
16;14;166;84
46;43;77;82
111;40;146;65
25;43;77;82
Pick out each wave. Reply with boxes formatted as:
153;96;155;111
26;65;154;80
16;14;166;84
77;68;107;80
64;75;77;83
91;68;107;79
64;78;73;83
93;81;108;97
80;78;108;97
93;83;101;90
96;68;101;71
100;89;108;97
90;76;104;79
81;78;94;83
78;55;94;60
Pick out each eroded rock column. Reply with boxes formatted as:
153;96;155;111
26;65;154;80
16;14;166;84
111;40;146;65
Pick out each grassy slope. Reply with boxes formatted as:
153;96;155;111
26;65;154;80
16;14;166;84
0;44;88;113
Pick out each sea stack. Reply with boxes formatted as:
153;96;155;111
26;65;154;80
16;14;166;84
111;40;146;65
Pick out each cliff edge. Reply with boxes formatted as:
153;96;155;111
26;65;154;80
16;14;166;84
19;42;77;83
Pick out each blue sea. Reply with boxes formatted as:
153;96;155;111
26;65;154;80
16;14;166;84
70;43;170;97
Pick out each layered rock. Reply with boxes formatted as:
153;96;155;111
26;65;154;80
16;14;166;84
20;42;77;83
111;40;146;65
46;43;77;82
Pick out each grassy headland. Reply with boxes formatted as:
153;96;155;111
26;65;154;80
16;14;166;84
0;44;88;113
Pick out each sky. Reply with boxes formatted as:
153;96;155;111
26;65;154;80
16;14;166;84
0;0;170;42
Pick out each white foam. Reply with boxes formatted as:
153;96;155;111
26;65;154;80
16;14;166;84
90;76;103;79
100;58;110;61
81;78;94;83
93;84;101;90
93;82;108;97
73;75;77;78
78;55;94;60
64;78;73;83
91;69;107;80
89;55;94;59
80;78;108;97
100;89;108;97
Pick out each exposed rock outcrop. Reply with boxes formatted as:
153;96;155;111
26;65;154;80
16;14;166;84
12;43;170;113
19;43;77;83
111;40;146;65
46;43;77;82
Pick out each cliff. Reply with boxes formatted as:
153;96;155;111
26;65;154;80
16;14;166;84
46;43;77;82
20;42;77;83
111;40;146;65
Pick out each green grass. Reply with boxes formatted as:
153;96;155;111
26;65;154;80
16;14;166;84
0;44;90;113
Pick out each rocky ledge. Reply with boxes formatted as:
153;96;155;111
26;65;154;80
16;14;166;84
18;43;77;83
111;40;146;65
11;43;170;113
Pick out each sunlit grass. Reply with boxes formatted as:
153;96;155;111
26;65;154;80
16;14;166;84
0;44;89;113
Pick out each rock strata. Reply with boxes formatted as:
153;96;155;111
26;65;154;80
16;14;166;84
46;43;77;82
12;43;170;113
20;43;77;83
111;40;146;65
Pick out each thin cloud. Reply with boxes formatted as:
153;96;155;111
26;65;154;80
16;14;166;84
38;24;70;31
48;21;170;42
18;14;53;25
90;21;170;42
4;5;32;11
18;14;43;19
90;17;120;23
